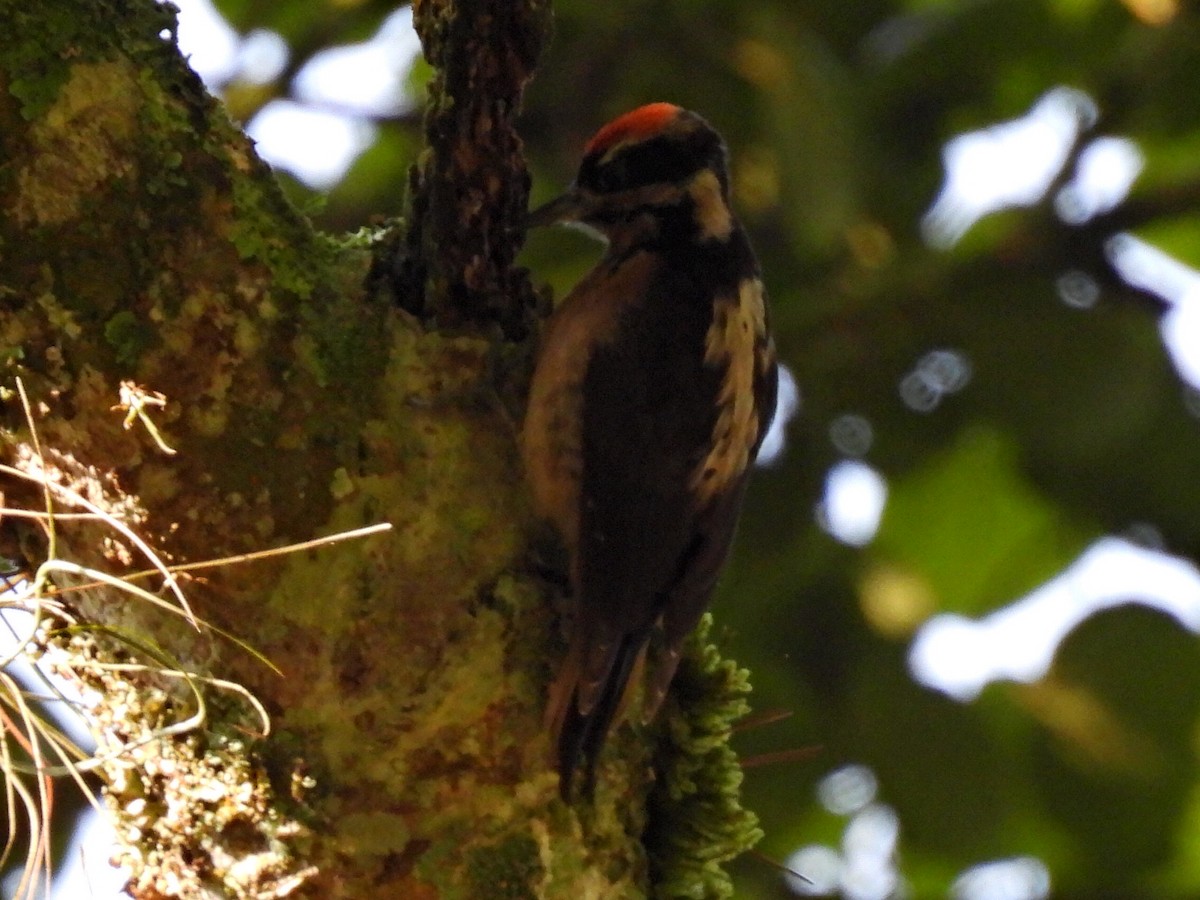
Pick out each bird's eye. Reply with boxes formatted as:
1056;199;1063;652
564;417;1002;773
595;155;630;193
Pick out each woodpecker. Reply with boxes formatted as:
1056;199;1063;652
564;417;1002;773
523;103;778;798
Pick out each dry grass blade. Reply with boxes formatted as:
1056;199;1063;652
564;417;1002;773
15;379;53;561
87;660;270;740
0;682;53;900
0;585;40;673
739;745;824;770
0;510;105;521
748;848;812;884
0;462;194;627
39;523;394;677
83;521;393;585
733;707;794;733
0;379;392;896
38;560;199;633
0;671;95;800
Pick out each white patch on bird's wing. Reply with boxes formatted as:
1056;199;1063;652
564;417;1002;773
691;277;770;504
687;169;732;241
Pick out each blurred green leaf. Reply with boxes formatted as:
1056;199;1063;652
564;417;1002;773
876;427;1092;615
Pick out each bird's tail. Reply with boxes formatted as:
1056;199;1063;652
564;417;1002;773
546;632;646;799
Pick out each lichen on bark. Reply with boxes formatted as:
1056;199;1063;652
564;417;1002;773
0;0;761;897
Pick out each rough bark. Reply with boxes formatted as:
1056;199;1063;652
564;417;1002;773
0;1;758;898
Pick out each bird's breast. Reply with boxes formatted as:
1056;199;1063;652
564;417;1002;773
522;251;662;552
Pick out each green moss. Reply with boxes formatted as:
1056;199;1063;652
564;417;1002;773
104;309;154;365
228;177;342;302
342;224;396;251
412;820;470;895
0;0;178;121
132;67;206;201
465;832;543;900
300;263;387;390
11;59;143;228
646;614;763;900
337;811;411;856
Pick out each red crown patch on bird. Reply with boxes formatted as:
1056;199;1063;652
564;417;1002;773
584;102;681;156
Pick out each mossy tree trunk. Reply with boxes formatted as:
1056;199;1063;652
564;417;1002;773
0;1;758;898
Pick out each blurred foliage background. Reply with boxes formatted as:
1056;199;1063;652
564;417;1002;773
193;0;1200;897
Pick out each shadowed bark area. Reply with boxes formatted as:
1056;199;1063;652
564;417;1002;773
400;0;548;338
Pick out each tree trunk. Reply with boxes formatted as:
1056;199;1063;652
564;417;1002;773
0;1;758;897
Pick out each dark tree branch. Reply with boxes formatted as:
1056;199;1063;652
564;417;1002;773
399;0;549;339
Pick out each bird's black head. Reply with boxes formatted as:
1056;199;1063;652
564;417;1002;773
527;104;735;245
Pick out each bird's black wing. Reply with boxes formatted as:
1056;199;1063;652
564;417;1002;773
551;258;729;795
